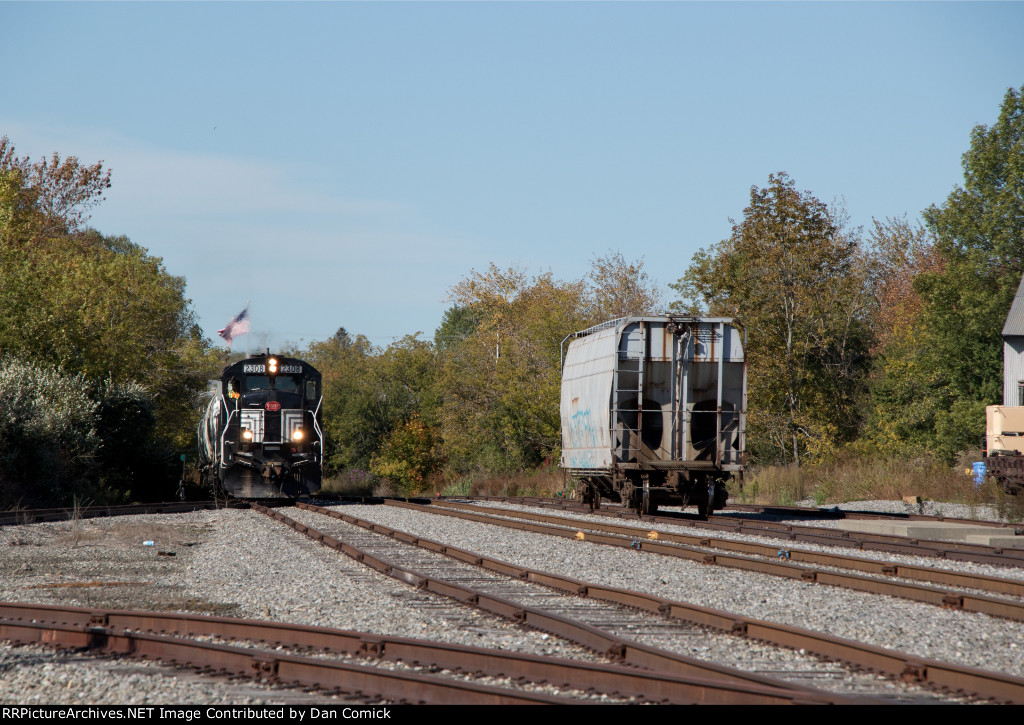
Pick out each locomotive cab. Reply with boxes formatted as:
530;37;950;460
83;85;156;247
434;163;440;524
198;354;323;498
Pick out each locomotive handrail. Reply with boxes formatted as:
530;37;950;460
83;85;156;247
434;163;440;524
311;395;324;463
219;396;235;468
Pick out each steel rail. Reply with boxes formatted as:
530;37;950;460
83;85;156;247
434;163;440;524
427;499;1024;601
463;495;1022;531
452;495;1024;568
0;613;582;705
722;502;1024;530
0;501;243;527
0;602;804;706
259;504;867;705
293;502;1024;704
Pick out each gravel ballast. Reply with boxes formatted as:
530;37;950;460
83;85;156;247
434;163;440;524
332;501;1024;679
0;508;594;705
2;499;1020;704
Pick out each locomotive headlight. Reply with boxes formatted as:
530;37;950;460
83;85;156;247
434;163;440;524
242;428;254;441
268;357;278;374
292;429;304;442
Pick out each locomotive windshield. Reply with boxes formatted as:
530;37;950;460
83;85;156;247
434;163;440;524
274;376;301;393
245;375;271;390
243;374;303;392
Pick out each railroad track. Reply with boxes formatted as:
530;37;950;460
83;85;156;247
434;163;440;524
445;495;1024;568
463;495;1023;531
265;504;861;704
0;500;243;527
0;602;621;704
413;499;1024;620
0;501;858;704
272;502;1024;703
4;497;1019;704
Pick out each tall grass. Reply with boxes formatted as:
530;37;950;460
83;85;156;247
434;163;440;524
440;468;568;499
736;454;989;507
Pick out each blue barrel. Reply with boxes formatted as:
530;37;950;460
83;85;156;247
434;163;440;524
973;461;986;485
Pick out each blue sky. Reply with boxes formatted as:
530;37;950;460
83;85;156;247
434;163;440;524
3;2;1022;352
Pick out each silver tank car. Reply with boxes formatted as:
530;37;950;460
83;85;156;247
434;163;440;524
560;317;746;517
197;353;323;498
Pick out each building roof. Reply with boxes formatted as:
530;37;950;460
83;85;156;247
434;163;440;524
1004;274;1024;337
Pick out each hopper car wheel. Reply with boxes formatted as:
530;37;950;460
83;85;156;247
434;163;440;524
576;483;600;510
696;481;713;520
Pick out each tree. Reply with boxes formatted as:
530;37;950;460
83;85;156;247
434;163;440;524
369;413;443;495
0;136;110;241
306;329;437;474
438;264;592;472
586;250;664;319
672;173;873;464
0;139;218;501
881;86;1024;461
0;232;216;450
859;217;944;453
306;328;376;472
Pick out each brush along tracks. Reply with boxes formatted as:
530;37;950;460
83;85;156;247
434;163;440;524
270;502;1022;703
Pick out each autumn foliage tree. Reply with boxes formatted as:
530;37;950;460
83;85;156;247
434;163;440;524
848;86;1024;463
860;217;945;454
672;173;873;465
0;138;217;503
369;414;443;495
0;136;111;241
436;264;591;472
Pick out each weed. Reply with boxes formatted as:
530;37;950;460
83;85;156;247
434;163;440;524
66;496;92;548
743;454;993;508
321;469;375;497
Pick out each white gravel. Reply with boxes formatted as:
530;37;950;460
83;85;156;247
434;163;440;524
791;498;1010;522
465;500;1024;586
335;501;1024;680
0;508;593;704
2;498;1019;705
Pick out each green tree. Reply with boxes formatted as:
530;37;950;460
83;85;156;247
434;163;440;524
0;232;216;450
438;264;593;473
0;138;218;501
672;173;873;464
586;250;664;319
875;86;1024;461
306;328;376;472
369;413;443;495
306;329;436;474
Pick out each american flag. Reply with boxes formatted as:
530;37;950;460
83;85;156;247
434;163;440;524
218;306;250;346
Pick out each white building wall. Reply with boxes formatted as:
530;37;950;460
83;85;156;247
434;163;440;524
1004;338;1024;406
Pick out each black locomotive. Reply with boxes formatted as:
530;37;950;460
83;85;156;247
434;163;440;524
197;353;323;498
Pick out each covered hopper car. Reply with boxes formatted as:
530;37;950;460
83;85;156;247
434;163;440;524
560;317;746;517
198;353;323;498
